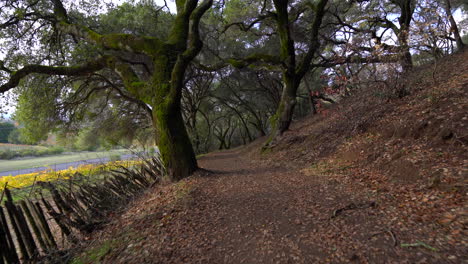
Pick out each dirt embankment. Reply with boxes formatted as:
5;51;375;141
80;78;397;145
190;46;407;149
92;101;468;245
71;51;467;264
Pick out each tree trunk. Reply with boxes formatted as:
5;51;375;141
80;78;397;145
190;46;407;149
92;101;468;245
444;0;465;51
397;0;414;73
400;47;413;72
152;53;198;181
304;77;317;114
265;76;299;146
397;27;413;72
260;0;327;149
256;122;266;137
153;103;198;181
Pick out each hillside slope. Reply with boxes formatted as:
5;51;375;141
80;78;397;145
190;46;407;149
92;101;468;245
71;51;467;264
250;50;468;261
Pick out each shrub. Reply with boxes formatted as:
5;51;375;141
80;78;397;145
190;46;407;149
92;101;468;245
48;146;65;155
109;154;122;162
0;146;65;159
18;148;36;157
0;149;17;159
36;148;50;156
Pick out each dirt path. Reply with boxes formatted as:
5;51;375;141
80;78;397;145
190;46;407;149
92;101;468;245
93;148;459;264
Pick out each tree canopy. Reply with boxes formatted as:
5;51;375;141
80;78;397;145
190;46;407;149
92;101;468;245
0;0;466;180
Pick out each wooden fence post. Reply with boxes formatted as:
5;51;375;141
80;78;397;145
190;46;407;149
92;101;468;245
31;201;57;249
0;205;19;263
19;200;47;252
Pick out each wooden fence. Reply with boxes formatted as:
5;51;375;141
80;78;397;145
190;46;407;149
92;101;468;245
0;156;164;263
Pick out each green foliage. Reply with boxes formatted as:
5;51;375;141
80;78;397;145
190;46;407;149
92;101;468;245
75;127;101;151
70;240;116;264
223;0;259;24
13;80;59;144
0;149;15;159
97;2;173;38
4;1;171;153
0;146;64;160
0;122;15;143
1;0;466;180
7;129;22;144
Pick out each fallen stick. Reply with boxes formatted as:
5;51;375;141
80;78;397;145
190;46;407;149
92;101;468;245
331;201;376;218
369;229;398;246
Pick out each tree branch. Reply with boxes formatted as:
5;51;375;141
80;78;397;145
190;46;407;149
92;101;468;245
0;60;12;73
296;0;329;78
183;0;213;60
94;74;153;120
0;56;111;93
312;54;400;68
222;14;272;33
50;0;163;55
227;53;283;69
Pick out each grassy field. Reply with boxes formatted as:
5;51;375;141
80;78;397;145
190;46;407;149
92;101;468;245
0;149;130;173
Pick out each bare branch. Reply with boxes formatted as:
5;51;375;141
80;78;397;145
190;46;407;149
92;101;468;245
312;54;400;68
222;14;272;33
296;0;329;78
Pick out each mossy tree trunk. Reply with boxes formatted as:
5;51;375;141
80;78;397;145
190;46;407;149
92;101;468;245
227;0;328;147
0;0;213;181
269;75;300;139
263;0;328;147
153;100;197;180
150;49;199;179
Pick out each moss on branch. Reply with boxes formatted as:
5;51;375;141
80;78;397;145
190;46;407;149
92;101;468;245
0;56;111;93
227;54;283;69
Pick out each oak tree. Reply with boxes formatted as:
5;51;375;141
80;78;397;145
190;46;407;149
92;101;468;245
0;0;213;180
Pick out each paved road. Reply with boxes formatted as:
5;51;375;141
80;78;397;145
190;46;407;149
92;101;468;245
0;154;135;177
